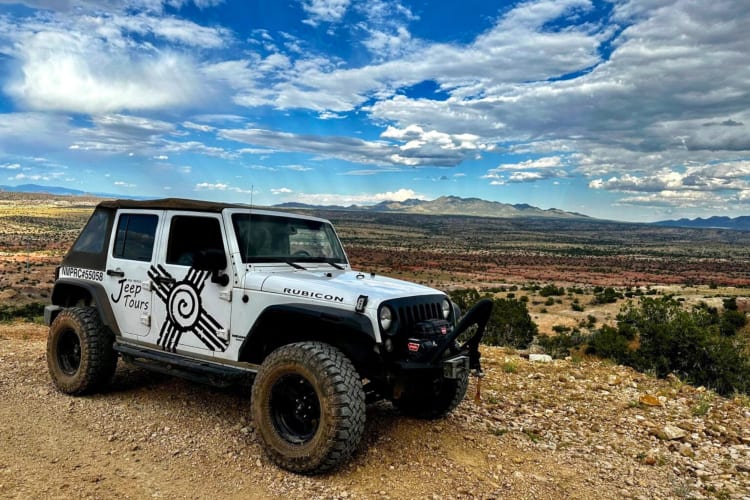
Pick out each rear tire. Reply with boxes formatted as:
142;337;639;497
394;370;469;419
251;342;365;474
47;307;117;395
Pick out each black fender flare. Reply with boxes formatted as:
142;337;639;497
50;279;120;336
238;303;376;369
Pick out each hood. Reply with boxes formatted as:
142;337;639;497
243;267;443;307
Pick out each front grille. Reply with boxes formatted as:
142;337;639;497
382;295;446;335
397;302;442;329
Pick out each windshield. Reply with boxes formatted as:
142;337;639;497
232;213;348;265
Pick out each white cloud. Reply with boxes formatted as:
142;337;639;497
194;182;252;194
5;29;207;113
300;0;350;26
218;126;480;167
275;187;425;206
114;180;136;188
153;155;169;160
9;172;49;181
0;163;21;170
283;165;313;172
271;187;293;195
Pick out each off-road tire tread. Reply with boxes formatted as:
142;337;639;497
47;307;117;395
395;370;469;419
251;341;366;474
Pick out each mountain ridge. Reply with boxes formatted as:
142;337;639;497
276;195;590;219
653;215;750;231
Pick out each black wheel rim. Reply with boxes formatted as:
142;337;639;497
57;329;81;375
270;374;321;444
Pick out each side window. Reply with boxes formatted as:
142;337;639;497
166;216;225;266
72;208;112;254
112;214;158;262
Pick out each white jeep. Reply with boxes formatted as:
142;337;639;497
45;198;491;473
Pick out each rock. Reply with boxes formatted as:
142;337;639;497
639;394;661;407
662;425;687;441
607;375;622;386
529;354;552;363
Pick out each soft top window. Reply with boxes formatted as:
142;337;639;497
112;213;158;262
232;213;347;264
71;208;111;254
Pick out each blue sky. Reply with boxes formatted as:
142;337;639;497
0;0;749;222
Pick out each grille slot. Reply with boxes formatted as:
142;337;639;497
397;301;442;331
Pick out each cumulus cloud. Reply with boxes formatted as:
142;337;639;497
483;156;568;185
589;161;750;208
272;187;425;206
218;126;482;167
0;6;224;114
195;182;252;194
300;0;350;26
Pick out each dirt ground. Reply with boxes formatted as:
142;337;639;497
2;322;749;499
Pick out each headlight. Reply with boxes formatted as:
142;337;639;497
379;306;393;332
442;299;451;319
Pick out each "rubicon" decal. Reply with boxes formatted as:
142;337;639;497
282;288;345;303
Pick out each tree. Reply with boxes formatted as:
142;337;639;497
484;297;538;349
614;297;750;396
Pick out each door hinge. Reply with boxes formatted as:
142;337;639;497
217;328;229;341
219;291;232;302
142;281;151;292
140;315;151;327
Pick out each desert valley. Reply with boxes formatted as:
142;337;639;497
1;191;749;498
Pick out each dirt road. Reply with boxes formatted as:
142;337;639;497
1;322;748;499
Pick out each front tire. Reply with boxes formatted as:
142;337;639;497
394;370;469;419
251;342;366;474
46;307;117;395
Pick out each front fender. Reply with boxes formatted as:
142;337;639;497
238;303;376;370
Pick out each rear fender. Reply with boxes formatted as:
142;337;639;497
50;280;120;335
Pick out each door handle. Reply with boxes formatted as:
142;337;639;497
106;269;125;277
153;276;175;286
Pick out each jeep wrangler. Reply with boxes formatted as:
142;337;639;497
45;198;491;474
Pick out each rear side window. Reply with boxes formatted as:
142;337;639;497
113;214;158;261
72;209;111;254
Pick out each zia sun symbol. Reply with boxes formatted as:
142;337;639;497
148;265;228;352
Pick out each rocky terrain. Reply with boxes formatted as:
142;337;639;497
2;322;749;499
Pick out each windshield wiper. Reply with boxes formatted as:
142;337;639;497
324;259;345;270
284;260;307;270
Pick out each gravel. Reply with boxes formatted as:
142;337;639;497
1;322;748;499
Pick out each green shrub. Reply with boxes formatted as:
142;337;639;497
539;284;565;297
0;302;46;323
538;331;588;359
615;297;750;396
586;325;631;363
483;297;538;349
448;290;539;350
592;287;623;304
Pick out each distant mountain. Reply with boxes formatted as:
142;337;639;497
0;185;589;219
277;195;589;219
653;216;750;231
0;183;91;196
0;183;148;200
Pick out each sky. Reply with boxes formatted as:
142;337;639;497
0;0;749;222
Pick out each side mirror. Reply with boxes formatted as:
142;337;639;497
193;249;230;286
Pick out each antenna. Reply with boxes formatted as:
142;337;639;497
244;185;253;262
